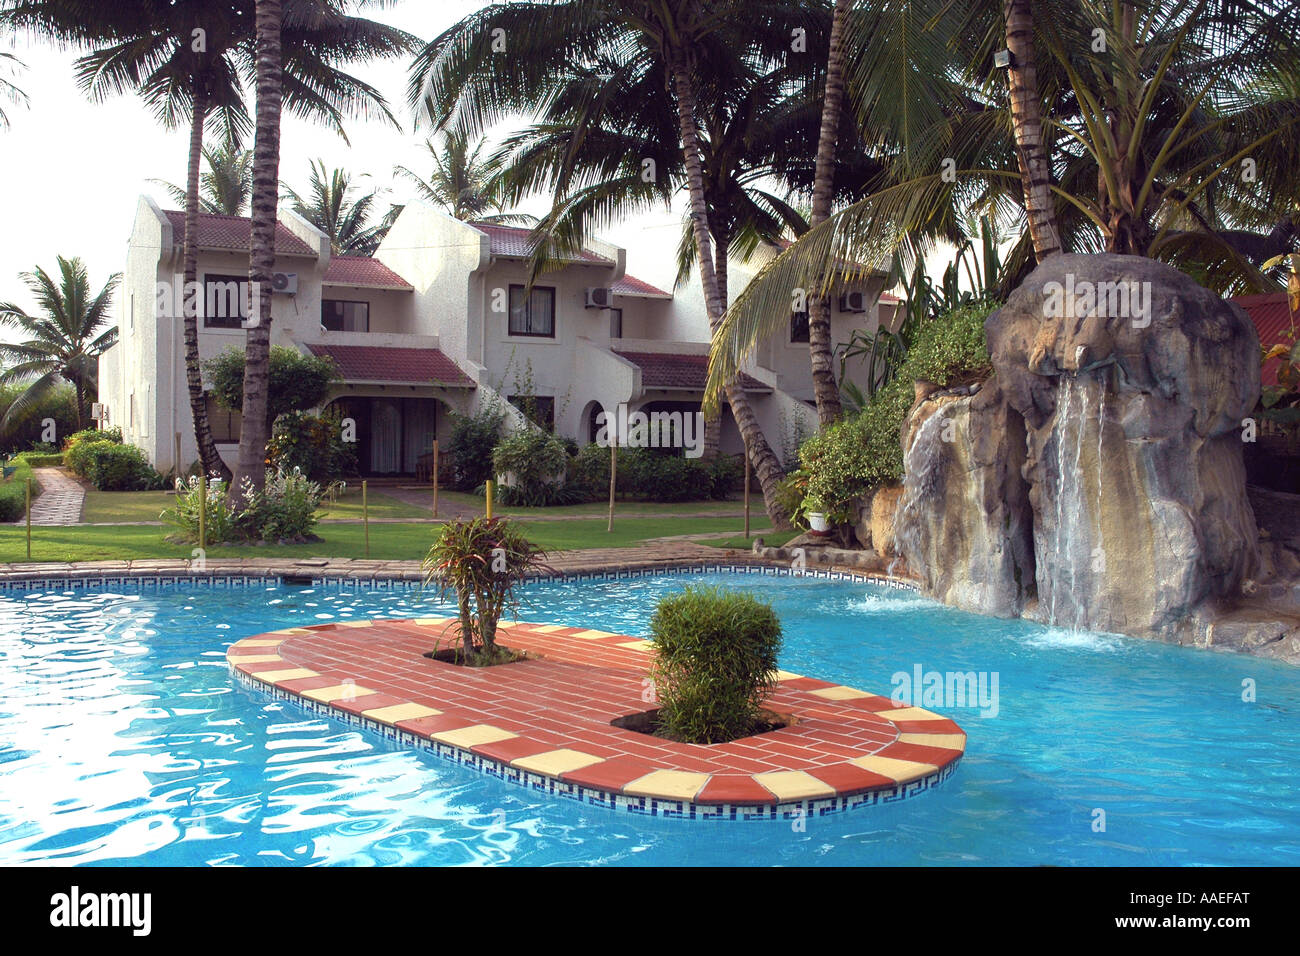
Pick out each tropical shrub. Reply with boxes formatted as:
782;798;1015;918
0;383;78;456
63;426;122;477
18;453;63;467
800;300;996;512
491;427;568;504
83;443;165;491
235;467;322;541
0;459;38;522
444;405;504;491
266;410;357;481
203;346;339;425
648;586;783;744
162;474;237;544
421;517;551;664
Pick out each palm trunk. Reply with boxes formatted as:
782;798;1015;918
807;0;849;426
236;0;283;493
74;378;85;432
701;231;727;459
668;45;789;527
183;83;232;482
1004;0;1062;262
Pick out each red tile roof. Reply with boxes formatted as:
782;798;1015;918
162;210;317;257
306;344;475;387
611;274;672;298
323;256;413;290
471;222;613;264
1232;292;1297;388
613;350;769;392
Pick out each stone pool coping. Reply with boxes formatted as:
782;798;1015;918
225;609;965;820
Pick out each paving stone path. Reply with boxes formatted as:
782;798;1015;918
20;468;84;526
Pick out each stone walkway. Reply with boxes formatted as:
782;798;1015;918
21;468;84;526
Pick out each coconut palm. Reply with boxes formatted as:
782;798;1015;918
284;159;386;255
0;47;27;130
0;256;119;433
395;130;531;224
2;0;416;483
151;139;252;215
704;0;1300;401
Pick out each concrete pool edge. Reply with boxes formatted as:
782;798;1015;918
225;614;965;821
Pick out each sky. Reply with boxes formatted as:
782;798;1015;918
0;0;687;338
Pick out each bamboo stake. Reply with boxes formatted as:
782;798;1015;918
743;452;751;539
431;439;439;518
607;441;616;532
362;480;370;557
485;479;494;519
25;477;32;559
199;475;206;552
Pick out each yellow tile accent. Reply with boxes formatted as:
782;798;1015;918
338;620;373;628
617;640;653;652
270;628;312;636
246;667;318;682
753;770;836;801
897;733;966;751
363;702;443;724
871;707;944;722
529;624;571;634
511;748;605;776
302;683;377;704
230;654;283;665
238;638;286;648
624;770;709;801
809;685;872;701
569;629;618;640
414;617;454;627
850;755;938;783
773;670;803;682
431;724;518;748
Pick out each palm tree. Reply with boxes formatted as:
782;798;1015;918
395;130;528;223
151;139;252;215
0;46;27;130
0;256;119;433
237;0;282;494
705;0;1300;398
284;159;385;255
3;0;416;483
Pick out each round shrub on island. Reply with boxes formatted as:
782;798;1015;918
648;585;782;744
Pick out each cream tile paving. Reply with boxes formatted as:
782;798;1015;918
871;707;944;722
773;670;803;681
897;733;966;750
512;748;605;776
850;755;938;783
363;702;443;724
617;640;653;651
230;654;284;665
238;638;287;648
754;770;837;801
431;724;518;748
569;629;619;640
809;686;873;701
302;683;377;704
624;770;709;801
246;667;318;682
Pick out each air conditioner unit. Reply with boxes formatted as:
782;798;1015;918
585;287;614;308
91;402;106;422
839;290;868;313
271;272;298;295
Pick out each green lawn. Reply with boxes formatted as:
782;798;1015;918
82;485;428;524
0;514;771;563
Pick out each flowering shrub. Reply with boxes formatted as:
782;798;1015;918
162;473;237;543
162;467;321;543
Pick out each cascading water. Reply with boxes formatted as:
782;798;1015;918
894;407;950;582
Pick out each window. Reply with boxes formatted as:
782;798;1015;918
508;285;556;337
203;274;249;329
609;307;623;339
205;393;242;443
508;395;555;431
322;299;370;332
790;310;810;343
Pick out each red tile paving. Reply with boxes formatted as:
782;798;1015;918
226;617;965;812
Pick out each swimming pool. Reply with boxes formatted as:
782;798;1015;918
1;570;1296;866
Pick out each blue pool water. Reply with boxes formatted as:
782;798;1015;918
1;571;1297;867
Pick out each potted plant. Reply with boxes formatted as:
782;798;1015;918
796;493;832;536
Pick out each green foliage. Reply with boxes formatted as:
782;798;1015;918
235;467;322;541
444;404;505;491
17;453;63;467
0;458;38;522
421;517;551;663
63;426;123;477
0;383;78;455
802;301;996;510
649;586;783;744
567;444;741;503
203;346;339;424
491;428;568;504
266;410;356;482
162;474;237;544
83;443;165;491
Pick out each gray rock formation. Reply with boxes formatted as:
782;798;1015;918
896;253;1263;640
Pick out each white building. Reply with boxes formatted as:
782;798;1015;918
97;197;898;476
